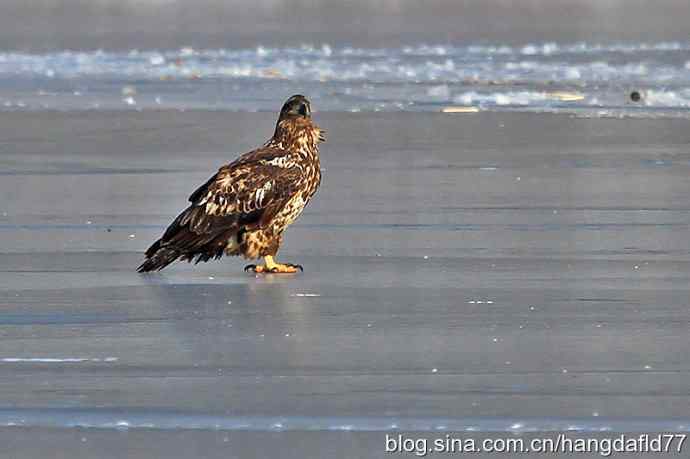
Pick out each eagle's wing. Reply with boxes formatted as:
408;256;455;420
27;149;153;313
185;147;301;232
138;147;300;271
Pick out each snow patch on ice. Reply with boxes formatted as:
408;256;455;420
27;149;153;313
1;357;118;363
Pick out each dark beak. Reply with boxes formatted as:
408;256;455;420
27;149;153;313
298;103;310;117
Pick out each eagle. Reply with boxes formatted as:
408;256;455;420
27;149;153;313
137;95;325;274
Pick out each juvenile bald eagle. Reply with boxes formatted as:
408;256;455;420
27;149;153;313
137;95;324;274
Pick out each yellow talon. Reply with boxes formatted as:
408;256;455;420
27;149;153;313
245;255;303;274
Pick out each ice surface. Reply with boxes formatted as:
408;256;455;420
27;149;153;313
0;42;689;115
0;111;690;458
1;111;690;437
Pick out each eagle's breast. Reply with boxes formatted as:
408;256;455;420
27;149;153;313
231;116;323;259
269;138;321;234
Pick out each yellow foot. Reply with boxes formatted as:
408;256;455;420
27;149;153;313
244;256;303;274
244;263;303;274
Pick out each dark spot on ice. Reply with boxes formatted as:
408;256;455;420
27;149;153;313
630;91;641;102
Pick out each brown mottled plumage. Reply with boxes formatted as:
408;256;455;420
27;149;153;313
137;95;325;273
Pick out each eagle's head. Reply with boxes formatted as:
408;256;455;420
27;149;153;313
279;94;312;120
274;95;326;146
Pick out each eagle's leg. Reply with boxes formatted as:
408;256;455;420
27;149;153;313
245;255;303;274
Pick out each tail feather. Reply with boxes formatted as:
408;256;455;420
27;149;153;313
137;242;181;272
137;204;243;273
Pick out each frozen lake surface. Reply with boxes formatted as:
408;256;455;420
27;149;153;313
2;41;690;117
0;2;690;116
0;110;689;456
